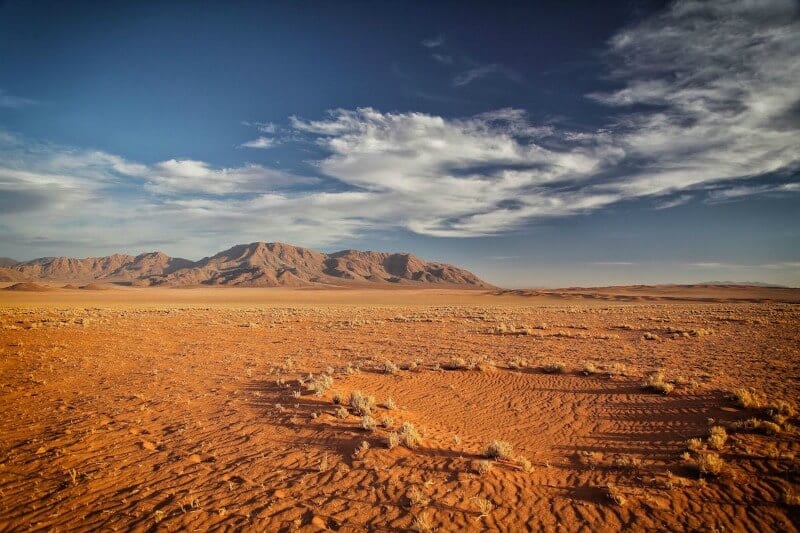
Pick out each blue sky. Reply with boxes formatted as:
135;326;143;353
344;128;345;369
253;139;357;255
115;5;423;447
1;0;798;287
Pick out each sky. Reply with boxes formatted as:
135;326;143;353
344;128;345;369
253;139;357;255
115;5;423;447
0;0;798;287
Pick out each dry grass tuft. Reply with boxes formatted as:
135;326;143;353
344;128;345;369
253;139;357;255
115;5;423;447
541;362;566;374
581;361;600;375
349;390;375;416
475;459;493;475
612;454;642;470
361;415;377;431
516;455;533;472
474;497;493;517
407;486;430;506
707;426;728;450
486;440;513;460
411;513;433;532
642;371;674;394
399;421;422;448
733;388;765;409
382;397;396;410
443;357;469;370
382;360;399;374
686;438;704;451
685;451;725;476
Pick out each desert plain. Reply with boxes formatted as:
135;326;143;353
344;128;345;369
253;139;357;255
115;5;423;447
1;285;798;532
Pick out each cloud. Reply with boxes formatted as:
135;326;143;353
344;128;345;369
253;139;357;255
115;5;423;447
2;0;799;258
0;89;37;109
431;53;453;65
239;136;276;149
587;0;800;198
706;182;800;202
689;261;800;270
453;64;520;87
144;159;312;195
655;195;693;209
421;35;445;48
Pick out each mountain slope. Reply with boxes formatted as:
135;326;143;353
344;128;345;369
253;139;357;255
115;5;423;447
7;242;491;288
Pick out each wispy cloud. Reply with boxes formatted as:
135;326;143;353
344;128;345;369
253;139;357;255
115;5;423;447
707;183;799;203
0;89;37;109
655;195;693;209
239;136;276;149
453;64;520;87
689;261;800;270
1;0;799;257
421;35;445;48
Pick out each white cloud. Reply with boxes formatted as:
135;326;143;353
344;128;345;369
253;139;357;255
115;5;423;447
421;35;445;48
239;136;276;149
2;0;799;258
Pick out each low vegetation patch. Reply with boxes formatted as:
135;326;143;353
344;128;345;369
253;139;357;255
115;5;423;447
486;440;514;460
541;361;566;374
642;371;674;394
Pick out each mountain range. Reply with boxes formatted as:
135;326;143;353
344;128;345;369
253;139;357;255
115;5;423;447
0;242;491;288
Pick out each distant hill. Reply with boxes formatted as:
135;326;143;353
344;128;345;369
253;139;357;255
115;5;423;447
6;242;491;288
0;257;18;268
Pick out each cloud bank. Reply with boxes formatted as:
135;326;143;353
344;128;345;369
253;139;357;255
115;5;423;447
1;0;798;258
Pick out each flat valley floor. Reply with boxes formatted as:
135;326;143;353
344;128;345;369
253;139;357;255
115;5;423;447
0;287;798;531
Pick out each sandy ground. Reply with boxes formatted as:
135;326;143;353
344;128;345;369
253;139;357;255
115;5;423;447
1;287;798;531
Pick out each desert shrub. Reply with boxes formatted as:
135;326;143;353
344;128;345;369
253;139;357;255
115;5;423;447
707;426;728;450
642;332;660;341
349;390;375;415
382;397;396;410
443;357;468;370
608;362;629;377
733;418;781;435
612;454;642;470
768;399;796;418
516;455;533;472
475;459;493;475
642;371;674;394
386;432;400;449
407;486;430;506
474;497;493;517
411;513;433;533
581;361;600;375
383;360;399;374
696;452;724;475
332;391;343;405
686;438;704;451
733;388;765;409
361;415;377;431
399;421;422;448
336;406;349;419
381;416;394;428
486;440;513;460
307;374;334;396
541;362;566;374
